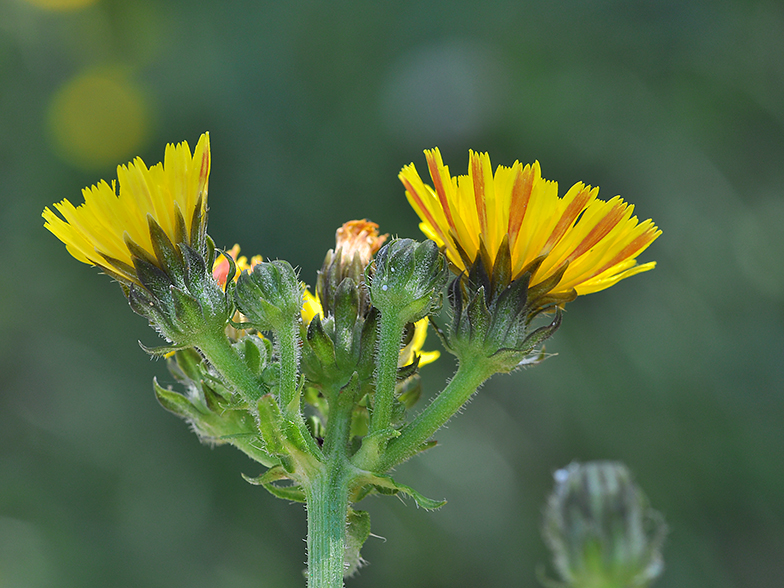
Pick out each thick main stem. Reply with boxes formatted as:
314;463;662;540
306;464;350;588
304;372;358;588
378;360;493;471
322;383;355;459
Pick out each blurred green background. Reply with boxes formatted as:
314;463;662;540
2;0;783;586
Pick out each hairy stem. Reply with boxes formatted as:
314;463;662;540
378;360;493;471
196;331;265;403
305;462;351;588
276;318;301;417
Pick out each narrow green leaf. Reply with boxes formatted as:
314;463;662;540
153;378;201;419
345;509;371;577
256;394;286;455
139;340;189;357
366;474;446;510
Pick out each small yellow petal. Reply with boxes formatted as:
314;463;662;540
302;289;323;325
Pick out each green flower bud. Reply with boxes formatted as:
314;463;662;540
369;238;448;324
300;223;391;447
234;260;303;332
316;220;387;319
543;462;667;588
302;221;386;391
301;302;380;389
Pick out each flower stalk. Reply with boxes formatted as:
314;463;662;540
195;327;267;402
365;310;408;442
378;357;496;471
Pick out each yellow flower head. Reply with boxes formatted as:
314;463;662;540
43;133;211;286
400;148;661;299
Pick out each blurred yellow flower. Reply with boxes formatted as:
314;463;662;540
47;69;150;170
22;0;99;11
399;319;440;367
212;244;263;288
400;148;660;297
43;133;210;287
302;288;439;367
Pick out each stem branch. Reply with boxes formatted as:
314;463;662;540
196;331;265;403
378;360;493;471
277;318;301;417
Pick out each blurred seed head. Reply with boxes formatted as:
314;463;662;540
542;461;667;588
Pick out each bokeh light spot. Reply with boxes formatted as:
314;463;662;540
21;0;100;11
381;41;507;147
47;68;151;170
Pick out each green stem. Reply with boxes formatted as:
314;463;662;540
303;374;359;588
276;318;301;417
353;311;406;470
322;383;355;460
196;330;265;403
368;312;406;436
377;359;494;471
306;464;351;588
274;318;325;460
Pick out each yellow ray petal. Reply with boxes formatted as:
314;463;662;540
401;149;660;301
43;133;211;285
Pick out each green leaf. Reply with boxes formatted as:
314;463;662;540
139;340;190;357
256;394;286;455
153;378;202;419
490;234;512;299
242;464;287;485
344;509;371;577
148;215;185;287
306;315;337;367
396;374;422;410
281;418;323;460
333;277;359;357
242;466;306;503
366;474;446;510
234;335;266;375
173;347;204;382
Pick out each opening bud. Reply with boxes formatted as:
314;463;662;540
316;220;387;319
